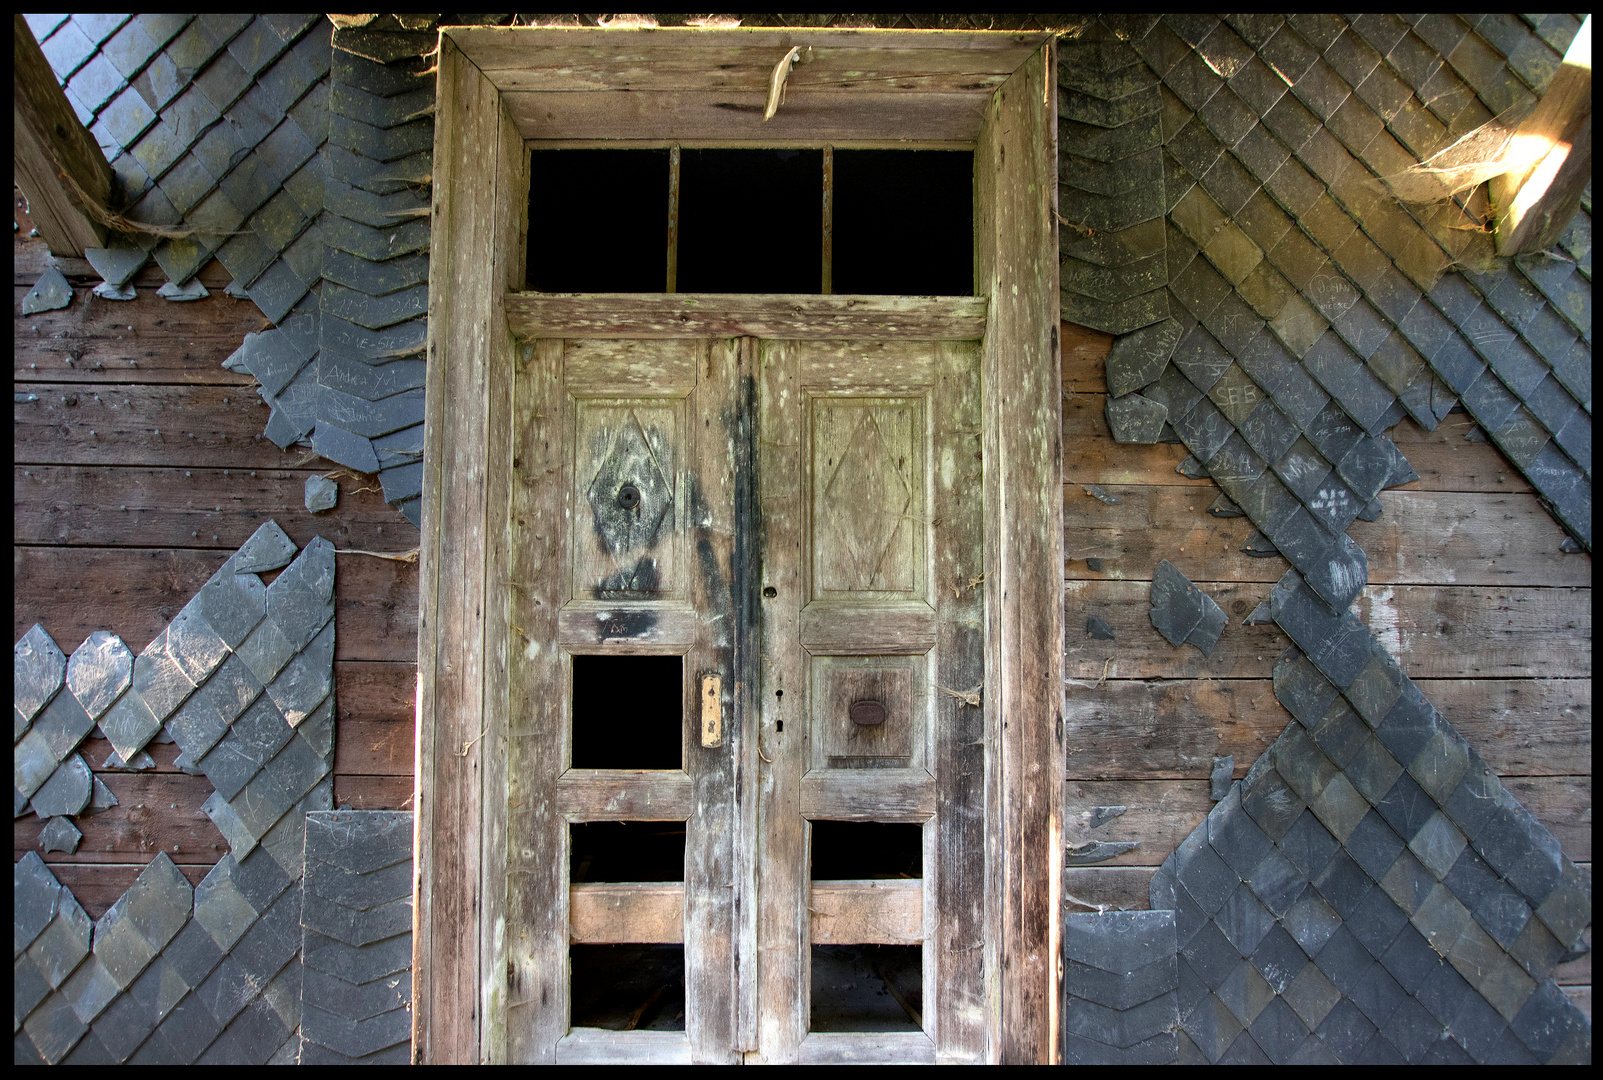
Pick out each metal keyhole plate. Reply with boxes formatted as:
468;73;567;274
617;483;641;510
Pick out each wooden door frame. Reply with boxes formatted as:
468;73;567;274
414;27;1063;1064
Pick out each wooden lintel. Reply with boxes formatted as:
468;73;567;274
504;292;988;340
1492;15;1592;255
13;14;112;257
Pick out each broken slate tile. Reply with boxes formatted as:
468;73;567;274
1210;756;1235;801
1085;616;1116;641
39;815;84;854
233;521;299;575
305;474;339;512
30;754;93;818
66;631;134;721
22;267;74;314
1149;559;1207;646
1106;318;1183;396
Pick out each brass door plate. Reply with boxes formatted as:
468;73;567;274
700;673;722;747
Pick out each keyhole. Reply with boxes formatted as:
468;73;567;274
617;483;641;510
763;586;777;598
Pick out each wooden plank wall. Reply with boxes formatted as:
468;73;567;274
1058;322;1593;1017
13;193;417;916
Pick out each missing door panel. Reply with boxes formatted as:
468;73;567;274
571;821;686;883
571;654;683;769
810;944;923;1033
571;944;687;1031
810;821;922;880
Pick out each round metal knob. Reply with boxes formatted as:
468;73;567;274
617;483;641;510
849;700;887;726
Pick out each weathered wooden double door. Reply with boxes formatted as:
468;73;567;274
507;332;987;1063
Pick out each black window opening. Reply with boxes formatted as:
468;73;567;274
570;821;687;883
571;944;687;1031
571;654;683;770
527;148;973;295
811;944;924;1033
810;821;923;880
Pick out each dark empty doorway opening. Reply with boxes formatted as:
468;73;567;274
525;148;973;295
810;944;923;1033
571;944;687;1031
571;821;687;883
571;654;683;770
810;821;923;880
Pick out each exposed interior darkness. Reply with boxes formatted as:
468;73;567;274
677;148;823;292
810;821;923;879
810;945;924;1032
526;148;669;292
570;944;687;1031
570;821;687;882
831;150;973;295
571;654;683;769
524;148;973;294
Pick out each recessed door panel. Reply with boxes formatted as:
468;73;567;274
570;399;683;600
808;396;926;601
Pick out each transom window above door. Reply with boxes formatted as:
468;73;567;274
527;148;975;295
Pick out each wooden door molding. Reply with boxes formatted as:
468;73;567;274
417;29;1063;1064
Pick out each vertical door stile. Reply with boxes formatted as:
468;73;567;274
506;338;569;1064
931;340;987;1061
755;339;809;1062
685;338;739;1063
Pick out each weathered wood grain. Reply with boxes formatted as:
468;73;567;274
1065;677;1591;781
17;769;226;866
755;339;810;1061
1065;580;1591;679
980;46;1061;1064
332;773;413;811
336;716;416;777
1064;484;1591;587
414;38;517;1064
506;293;987;341
14;287;264;385
14;465;405;550
810;879;925;945
798;773;938;821
14;14;112;256
797;1032;936;1064
505;89;988;143
570;883;685;944
13;546;418;662
15;382;298;468
554;772;695;820
555;1029;692;1065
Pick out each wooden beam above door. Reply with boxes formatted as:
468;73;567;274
504;293;987;340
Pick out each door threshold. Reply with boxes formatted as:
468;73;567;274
797;1031;936;1064
556;1028;691;1064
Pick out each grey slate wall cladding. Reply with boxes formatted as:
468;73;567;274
1062;911;1180;1063
1088;13;1590;550
13;524;415;1065
299;811;414;1063
1077;13;1592;1064
24;14;430;528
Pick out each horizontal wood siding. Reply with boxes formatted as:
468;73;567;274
13;205;418;903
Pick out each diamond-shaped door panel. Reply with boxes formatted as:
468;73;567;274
575;403;680;597
810;397;925;598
